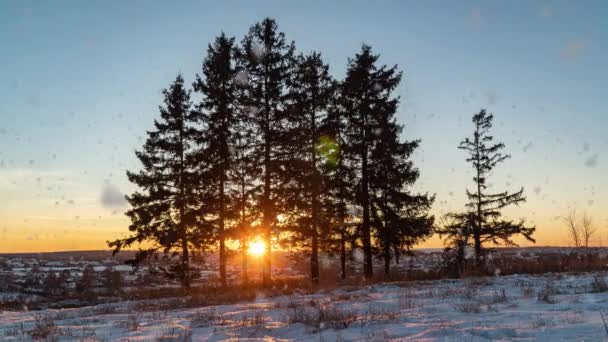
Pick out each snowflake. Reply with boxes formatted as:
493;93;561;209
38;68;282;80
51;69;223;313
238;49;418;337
584;154;598;168
373;82;382;92
252;42;267;62
234;70;249;87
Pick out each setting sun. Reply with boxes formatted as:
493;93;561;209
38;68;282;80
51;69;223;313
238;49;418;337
248;239;266;257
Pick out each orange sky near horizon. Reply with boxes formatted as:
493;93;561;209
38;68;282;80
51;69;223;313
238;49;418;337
0;211;600;254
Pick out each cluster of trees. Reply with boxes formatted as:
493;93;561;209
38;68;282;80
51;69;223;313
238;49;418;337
109;18;535;287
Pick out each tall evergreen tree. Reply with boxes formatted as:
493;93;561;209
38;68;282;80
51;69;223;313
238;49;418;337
322;89;357;280
341;45;403;279
369;114;434;277
193;33;238;287
236;18;295;285
459;109;535;266
284;52;334;284
108;75;206;288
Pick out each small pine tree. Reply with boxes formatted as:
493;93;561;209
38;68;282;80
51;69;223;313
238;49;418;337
459;109;535;266
436;212;475;277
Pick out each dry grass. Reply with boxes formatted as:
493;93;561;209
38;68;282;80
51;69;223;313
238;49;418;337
287;300;358;330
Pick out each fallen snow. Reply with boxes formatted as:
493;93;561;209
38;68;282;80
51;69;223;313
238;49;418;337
3;272;608;341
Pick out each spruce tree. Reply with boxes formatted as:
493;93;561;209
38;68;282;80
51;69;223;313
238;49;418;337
193;33;238;287
108;75;206;288
459;109;535;266
236;18;295;285
284;52;334;284
322;88;357;280
369;115;434;277
341;45;403;279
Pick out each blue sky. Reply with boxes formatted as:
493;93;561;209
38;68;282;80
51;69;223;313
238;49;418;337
0;1;606;251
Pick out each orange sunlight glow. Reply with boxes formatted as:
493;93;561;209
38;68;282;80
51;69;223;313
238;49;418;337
248;239;266;257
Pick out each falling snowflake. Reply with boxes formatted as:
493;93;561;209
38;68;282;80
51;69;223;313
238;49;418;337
234;70;249;87
100;184;128;210
583;142;590;153
252;42;267;62
248;105;260;116
584;154;598;168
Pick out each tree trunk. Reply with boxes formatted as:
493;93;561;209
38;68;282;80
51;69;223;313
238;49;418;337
311;230;319;284
361;149;373;280
474;230;482;268
474;120;483;268
181;236;190;288
394;247;400;265
219;176;227;287
242;238;248;285
310;103;320;284
340;232;346;280
262;74;272;287
383;244;390;278
263;137;272;286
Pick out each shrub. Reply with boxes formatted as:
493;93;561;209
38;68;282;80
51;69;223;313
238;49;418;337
488;289;508;304
288;301;357;330
189;308;218;328
28;313;59;340
537;284;559;304
156;326;192;342
452;301;483;313
591;275;608;293
521;286;535;298
114;314;140;331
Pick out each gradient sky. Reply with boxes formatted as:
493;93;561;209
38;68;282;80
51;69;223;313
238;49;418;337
1;1;606;252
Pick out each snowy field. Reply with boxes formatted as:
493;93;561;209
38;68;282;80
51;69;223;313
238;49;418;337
3;272;608;341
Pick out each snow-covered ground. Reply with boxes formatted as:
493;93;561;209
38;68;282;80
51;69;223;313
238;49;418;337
3;272;608;341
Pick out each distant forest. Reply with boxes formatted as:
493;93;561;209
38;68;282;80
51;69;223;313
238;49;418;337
108;18;535;288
